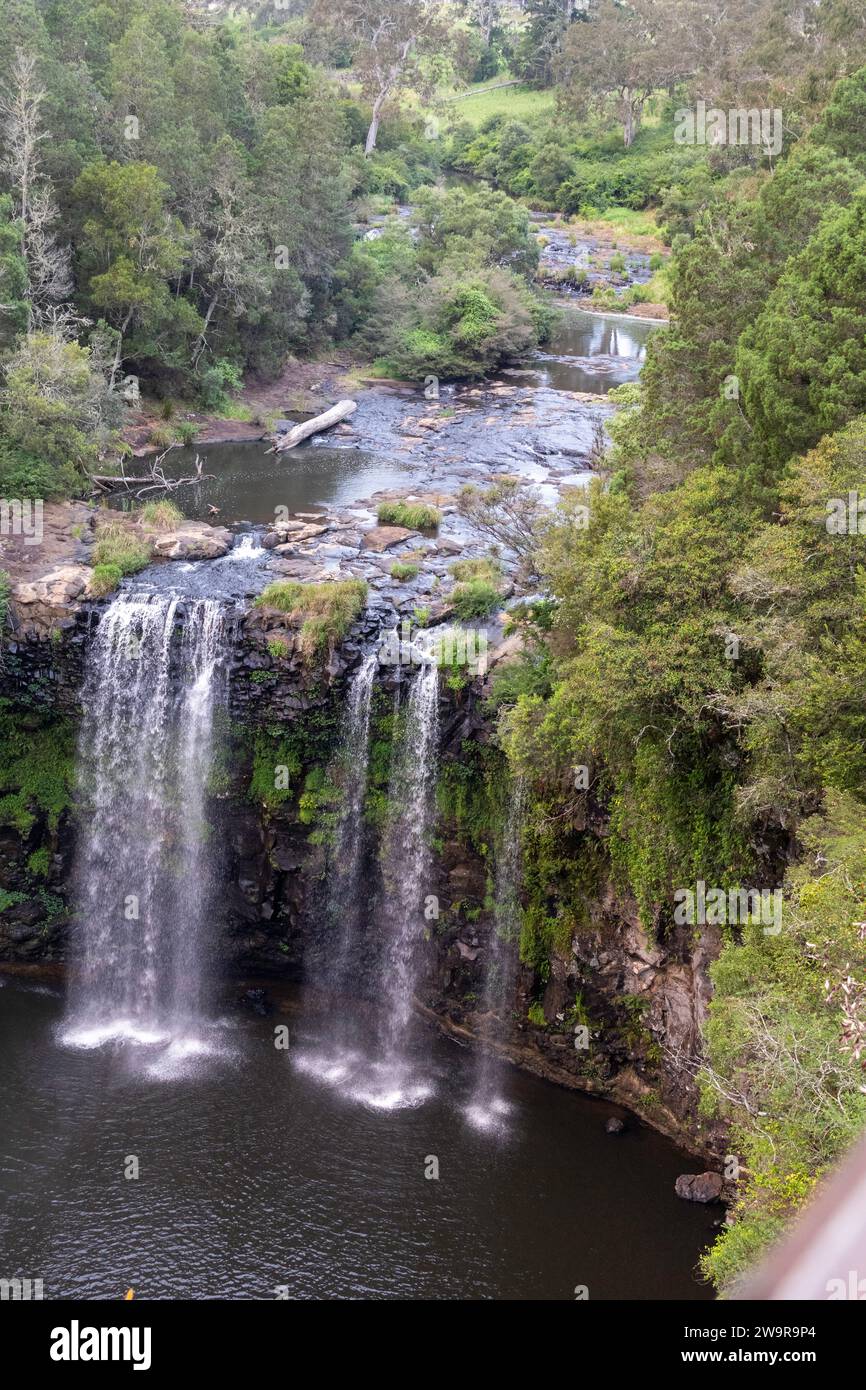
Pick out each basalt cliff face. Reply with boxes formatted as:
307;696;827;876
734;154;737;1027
0;607;726;1160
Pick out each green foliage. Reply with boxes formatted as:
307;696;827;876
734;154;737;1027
91;524;152;575
389;560;420;581
0;705;75;835
700;792;866;1292
139;499;183;530
382;265;553;380
0;332;122;499
451;577;501;619
255;578;367;663
449;556;501;583
376;500;440;530
413;184;539;279
249;727;302;809
89;563;122;597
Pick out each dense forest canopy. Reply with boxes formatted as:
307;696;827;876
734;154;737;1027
1;0;866;1293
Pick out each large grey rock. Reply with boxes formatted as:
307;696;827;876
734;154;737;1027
11;564;93;635
152;523;232;560
675;1172;723;1203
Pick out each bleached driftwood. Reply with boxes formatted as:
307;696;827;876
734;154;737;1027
273;399;357;452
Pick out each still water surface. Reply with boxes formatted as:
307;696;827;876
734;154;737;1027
0;982;717;1300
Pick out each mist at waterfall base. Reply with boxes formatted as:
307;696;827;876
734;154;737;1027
1;982;717;1299
61;592;231;1073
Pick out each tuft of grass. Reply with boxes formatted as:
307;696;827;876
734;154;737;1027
255;578;368;663
92;523;152;575
449;556;501;584
451;578;500;620
148;423;176;449
89;563;123;597
176;421;199;445
376;500;440;531
139;499;184;531
390;560;420;582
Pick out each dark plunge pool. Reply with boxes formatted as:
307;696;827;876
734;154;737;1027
0;980;718;1301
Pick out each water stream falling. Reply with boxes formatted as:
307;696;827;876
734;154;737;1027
319;651;378;998
296;655;441;1109
467;778;525;1131
375;659;441;1096
63;592;229;1053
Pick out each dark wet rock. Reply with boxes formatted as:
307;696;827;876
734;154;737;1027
675;1172;723;1203
606;1117;626;1135
237;987;272;1016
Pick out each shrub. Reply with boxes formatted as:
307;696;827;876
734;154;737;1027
176;421;199;445
91;523;152;575
255;578;367;663
147;424;175;449
89;563;122;597
139;499;183;531
390;560;420;581
376;500;440;530
609;251;627;273
451;578;501;619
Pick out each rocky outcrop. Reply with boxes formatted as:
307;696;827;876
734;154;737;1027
151;523;233;560
10;565;95;638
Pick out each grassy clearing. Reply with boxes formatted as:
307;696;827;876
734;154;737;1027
444;80;555;126
255;578;368;663
568;208;665;253
377;500;441;531
139;499;184;531
92;523;152;575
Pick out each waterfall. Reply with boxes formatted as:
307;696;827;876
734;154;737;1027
63;592;228;1050
467;777;525;1130
319;651;378;997
294;656;440;1109
378;659;440;1056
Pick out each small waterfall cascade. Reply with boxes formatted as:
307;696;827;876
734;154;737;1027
318;651;378;997
296;655;441;1109
377;659;441;1057
467;777;525;1130
63;592;229;1049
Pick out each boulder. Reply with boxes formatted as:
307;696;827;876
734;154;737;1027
675;1171;723;1203
605;1117;626;1135
11;563;93;635
361;525;413;553
152;523;232;560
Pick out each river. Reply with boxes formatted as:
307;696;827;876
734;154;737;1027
0;302;720;1303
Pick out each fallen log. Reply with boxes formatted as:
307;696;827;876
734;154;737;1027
273;399;357;452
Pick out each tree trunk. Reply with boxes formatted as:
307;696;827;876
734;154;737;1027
192;294;219;368
273;399;357;451
109;310;134;390
365;91;387;156
622;90;635;148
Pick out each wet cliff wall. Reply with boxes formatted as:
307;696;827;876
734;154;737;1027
0;615;725;1159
